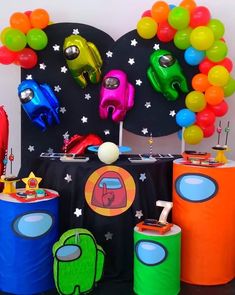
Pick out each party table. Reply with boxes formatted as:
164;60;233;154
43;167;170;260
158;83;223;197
19;155;178;281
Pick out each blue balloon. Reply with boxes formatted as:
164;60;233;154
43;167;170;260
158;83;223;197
184;47;205;66
176;108;196;127
169;4;176;10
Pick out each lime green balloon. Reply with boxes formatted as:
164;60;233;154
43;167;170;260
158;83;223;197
185;91;206;112
190;26;214;51
208;65;229;87
223;76;235;97
27;28;48;50
183;125;204;145
168;7;190;30
1;27;11;45
208;19;225;40
4;28;26;52
206;40;228;62
174;27;192;50
137;17;157;39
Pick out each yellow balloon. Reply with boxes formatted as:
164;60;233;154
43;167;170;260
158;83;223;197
185;91;206;112
1;27;11;44
208;65;229;87
137;17;158;39
183;125;204;145
190;26;214;51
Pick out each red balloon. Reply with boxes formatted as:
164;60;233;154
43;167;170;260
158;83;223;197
190;6;211;28
16;48;38;69
200;124;215;138
142;10;152;18
217;57;233;73
157;20;176;42
196;108;216;127
199;58;215;75
208;100;228;117
0;46;17;65
0;106;9;192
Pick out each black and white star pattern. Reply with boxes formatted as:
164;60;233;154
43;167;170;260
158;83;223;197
20;23;119;173
74;208;82;217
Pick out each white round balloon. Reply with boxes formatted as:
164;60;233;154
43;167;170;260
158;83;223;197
98;142;120;164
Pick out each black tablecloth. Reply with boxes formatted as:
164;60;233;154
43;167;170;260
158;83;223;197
19;155;176;282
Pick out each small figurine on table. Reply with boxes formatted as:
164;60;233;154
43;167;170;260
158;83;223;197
212;121;230;164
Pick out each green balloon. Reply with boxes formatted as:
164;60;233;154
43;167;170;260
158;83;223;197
168;7;190;30
5;28;26;52
206;40;228;62
223;76;235;97
27;28;48;50
208;19;225;40
174;27;192;50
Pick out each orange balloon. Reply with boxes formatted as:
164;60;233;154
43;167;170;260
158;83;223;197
205;86;224;105
192;73;211;92
180;0;197;12
10;12;31;34
151;1;170;23
30;8;49;29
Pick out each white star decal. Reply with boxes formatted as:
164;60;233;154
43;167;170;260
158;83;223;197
63;131;70;140
47;148;54;153
84;93;91;100
131;39;138;46
61;66;68;73
28;145;35;152
26;74;32;80
106;51;113;58
74;208;82;217
135;210;143;219
145;102;151;109
104;129;110;135
169;110;176;117
136;79;142;86
153;43;160;51
39;63;46;70
73;28;79;35
142;128;148;135
128;58;135;65
60;107;66;114
64;174;72;183
105;232;113;240
139;173;146;182
53;44;60;51
54;85;61;92
81;116;88;123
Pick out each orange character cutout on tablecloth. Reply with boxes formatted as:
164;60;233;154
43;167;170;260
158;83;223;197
172;160;235;285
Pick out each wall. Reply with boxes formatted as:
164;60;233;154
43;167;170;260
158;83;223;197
0;0;234;174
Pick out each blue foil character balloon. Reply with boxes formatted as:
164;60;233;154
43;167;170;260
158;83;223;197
18;80;60;131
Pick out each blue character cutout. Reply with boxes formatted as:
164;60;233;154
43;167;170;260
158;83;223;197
18;80;60;131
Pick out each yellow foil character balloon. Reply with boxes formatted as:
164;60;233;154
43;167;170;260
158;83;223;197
63;35;103;88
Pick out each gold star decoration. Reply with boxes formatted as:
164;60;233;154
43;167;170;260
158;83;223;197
22;172;42;190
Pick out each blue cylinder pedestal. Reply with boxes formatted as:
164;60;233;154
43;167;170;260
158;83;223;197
0;190;59;294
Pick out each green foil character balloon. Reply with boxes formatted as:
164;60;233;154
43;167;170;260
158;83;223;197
147;49;189;101
63;35;103;88
53;228;105;295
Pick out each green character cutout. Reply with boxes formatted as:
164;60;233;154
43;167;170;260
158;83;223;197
53;228;105;295
63;35;103;88
147;49;189;101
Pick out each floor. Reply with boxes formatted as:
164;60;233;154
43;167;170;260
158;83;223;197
40;279;235;295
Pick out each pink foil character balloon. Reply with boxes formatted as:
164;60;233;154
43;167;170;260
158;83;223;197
99;70;135;123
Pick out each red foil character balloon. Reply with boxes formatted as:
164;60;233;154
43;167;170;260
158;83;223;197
0;106;9;191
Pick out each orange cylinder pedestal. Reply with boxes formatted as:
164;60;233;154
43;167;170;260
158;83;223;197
172;159;235;285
